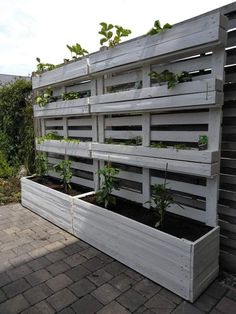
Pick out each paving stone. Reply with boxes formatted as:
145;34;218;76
125;269;144;282
27;256;51;271
133;279;162;299
80;247;100;259
172;301;204;314
133;306;154;313
226;288;236;302
205;280;228;300
0;294;29;314
117;289;147;312
25;269;52;286
46;273;73;292
7;264;32;280
3;278;31;298
97;300;131;314
22;300;55;313
47;288;77;312
46;250;67;263
9;253;31;266
104;261;127;276
92;283;121;304
46;260;70;276
69;278;96;298
58;308;75;314
28;247;50;259
64;252;87;267
109;273;136;292
82;256;107;272
0;289;7;303
0;272;12;287
193;293;218;312
145;294;176;314
63;243;84;255
215;296;236;313
72;294;103;314
23;283;53;305
97;252;114;264
65;264;90;282
87;268;113;286
159;289;182;305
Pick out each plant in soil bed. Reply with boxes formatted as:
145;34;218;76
35;57;56;73
53;160;72;194
35;152;48;181
37;132;63;144
96;164;119;208
150;142;167;148
198;135;208;150
149;70;192;89
35;87;56;107
66;43;88;59
99;22;131;47
62;91;81;100
147;20;172;35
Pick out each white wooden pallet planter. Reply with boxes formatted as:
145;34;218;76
90;79;223;113
32;58;89;89
89;13;227;74
21;177;75;233
36;140;91;158
72;192;219;302
91;143;219;178
34;98;89;118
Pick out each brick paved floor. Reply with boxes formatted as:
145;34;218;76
0;203;235;314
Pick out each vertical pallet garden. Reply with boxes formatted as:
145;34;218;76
21;12;228;302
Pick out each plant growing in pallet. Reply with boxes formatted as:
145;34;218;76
96;164;119;208
99;22;131;47
150;142;167;148
53;160;72;194
35;87;55;107
62;91;81;100
149;70;192;89
147;20;172;35
174;143;187;151
37;132;63;144
35;152;48;179
198;135;208;150
66;43;88;59
125;136;142;146
35;57;56;73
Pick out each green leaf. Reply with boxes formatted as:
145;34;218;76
108;23;113;30
163;23;172;30
100;38;107;45
154;20;161;29
100;22;107;30
107;31;113;39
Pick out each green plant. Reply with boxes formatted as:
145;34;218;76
37;132;63;144
174;143;187;151
35;87;54;107
150;142;167;148
147;20;172;35
66;43;88;59
198;135;208;145
53;160;72;194
149;70;192;89
0;152;14;178
99;22;131;47
62;91;81;100
125;136;142;146
36;57;56;73
96;165;119;208
35;152;48;177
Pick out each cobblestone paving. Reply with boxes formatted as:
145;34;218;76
0;203;235;313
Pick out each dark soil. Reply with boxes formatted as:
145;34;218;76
30;176;91;196
83;194;212;242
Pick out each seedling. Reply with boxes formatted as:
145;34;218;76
62;91;81;100
150;142;167;148
147;20;172;35
99;22;131;47
36;57;56;73
37;132;63;144
174;143;187;151
96;164;119;208
149;70;192;89
66;43;88;59
35;152;48;178
198;135;208;150
54;160;72;194
125;136;142;146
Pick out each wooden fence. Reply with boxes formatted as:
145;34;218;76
32;8;233;268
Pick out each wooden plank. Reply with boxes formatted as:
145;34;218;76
151;112;209;125
206;177;219;227
66;81;91;93
67;130;93;138
71;176;94;189
105;130;142;139
104;69;142;87
67;117;92;126
151;130;207;143
112;188;142;203
105;115;142;127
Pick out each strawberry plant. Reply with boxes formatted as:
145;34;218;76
66;43;88;59
99;22;131;47
147;20;172;35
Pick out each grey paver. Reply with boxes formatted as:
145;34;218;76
0;294;29;314
27;256;51;271
82;256;107;271
46;273;73;292
47;288;77;312
205;281;228;300
104;261;127;276
145;294;176;314
226;288;236;301
46;260;70;276
117;289;147;312
65;264;90;281
7;264;32;280
80;247;100;259
97;300;131;314
92;283;121;304
62;243;84;255
69;278;96;298
0;289;7;303
133;278;162;299
215;296;236;313
194;293;218;312
3;278;31;298
58;308;75;314
25;269;52;286
64;252;87;267
0;272;12;287
22;300;55;313
23;283;53;305
87;268;113;286
172;301;205;314
109;273;136;292
159;288;182;305
71;294;103;314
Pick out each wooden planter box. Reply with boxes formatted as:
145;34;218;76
36;140;91;158
73;192;219;302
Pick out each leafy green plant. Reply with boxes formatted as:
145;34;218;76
198;135;208;150
149;70;192;89
96;165;119;208
147;20;172;35
36;57;56;73
37;132;63;144
0;152;14;178
125;136;142;146
53;160;72;194
62;91;81;100
35;87;54;107
99;22;131;47
66;43;88;59
35;152;48;177
150;142;167;148
174;143;187;151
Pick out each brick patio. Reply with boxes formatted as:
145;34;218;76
0;203;235;314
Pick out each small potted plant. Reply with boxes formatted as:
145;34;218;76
198;135;208;150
